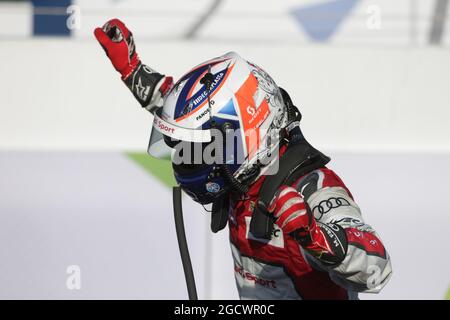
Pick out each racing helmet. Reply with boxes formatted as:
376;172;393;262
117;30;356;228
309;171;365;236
148;52;290;204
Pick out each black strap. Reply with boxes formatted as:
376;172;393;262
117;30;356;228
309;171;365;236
210;195;229;233
249;141;330;239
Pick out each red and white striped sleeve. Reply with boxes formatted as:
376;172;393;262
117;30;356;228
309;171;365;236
293;168;393;293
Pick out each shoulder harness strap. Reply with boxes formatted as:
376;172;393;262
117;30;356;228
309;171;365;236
249;141;330;239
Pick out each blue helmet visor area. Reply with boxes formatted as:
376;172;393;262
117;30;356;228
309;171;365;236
173;164;228;204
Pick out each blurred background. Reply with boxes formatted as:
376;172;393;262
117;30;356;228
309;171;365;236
0;0;449;299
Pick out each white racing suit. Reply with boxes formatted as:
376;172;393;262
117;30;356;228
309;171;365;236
229;167;392;300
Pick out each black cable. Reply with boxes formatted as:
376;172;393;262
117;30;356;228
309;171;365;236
221;164;249;194
173;186;198;300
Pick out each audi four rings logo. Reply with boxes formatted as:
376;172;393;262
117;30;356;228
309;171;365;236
313;197;350;219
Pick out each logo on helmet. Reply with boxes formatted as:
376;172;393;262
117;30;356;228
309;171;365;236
206;182;221;193
175;66;229;120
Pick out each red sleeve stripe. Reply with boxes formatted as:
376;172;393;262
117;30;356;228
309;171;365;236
319;168;354;200
345;228;386;258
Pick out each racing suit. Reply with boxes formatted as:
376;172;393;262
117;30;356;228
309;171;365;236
229;167;392;299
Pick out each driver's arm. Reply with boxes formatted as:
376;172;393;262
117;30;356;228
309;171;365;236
94;19;173;113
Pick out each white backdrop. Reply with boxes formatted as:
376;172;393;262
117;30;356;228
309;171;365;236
1;39;449;152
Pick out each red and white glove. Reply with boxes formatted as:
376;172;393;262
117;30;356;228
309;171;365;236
268;185;348;265
94;19;173;111
94;19;139;80
268;185;315;236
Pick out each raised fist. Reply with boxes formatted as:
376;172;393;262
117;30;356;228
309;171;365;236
268;185;314;235
94;19;173;111
269;185;348;264
94;19;139;80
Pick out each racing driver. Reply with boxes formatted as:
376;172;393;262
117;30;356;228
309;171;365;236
94;19;392;300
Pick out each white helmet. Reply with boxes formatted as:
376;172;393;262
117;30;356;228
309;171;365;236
149;52;290;204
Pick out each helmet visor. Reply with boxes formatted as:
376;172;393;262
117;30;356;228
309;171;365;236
147;108;213;159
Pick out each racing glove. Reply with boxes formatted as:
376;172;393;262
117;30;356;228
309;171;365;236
94;19;173;112
268;185;348;265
